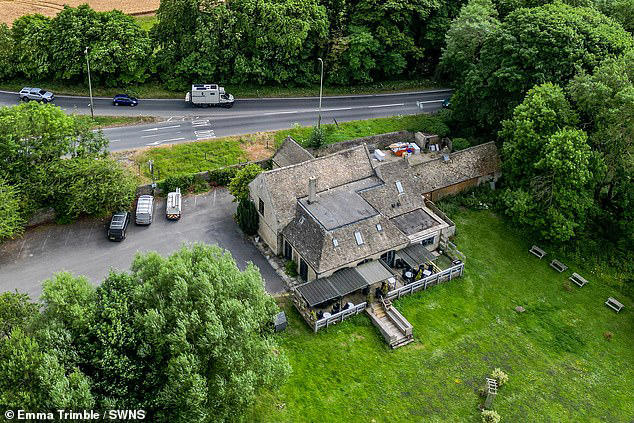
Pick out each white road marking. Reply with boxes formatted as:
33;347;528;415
367;103;405;108
141;134;161;138
192;119;209;126
163;137;186;142
110;139;120;142
322;107;353;111
140;124;181;132
194;129;215;140
263;110;298;116
416;99;444;104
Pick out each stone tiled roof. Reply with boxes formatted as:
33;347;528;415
253;145;375;229
283;203;409;274
407;141;500;193
271;136;314;168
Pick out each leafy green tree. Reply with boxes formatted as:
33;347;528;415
327;26;380;84
594;0;634;33
11;14;52;79
439;0;500;85
0;180;24;241
50;157;137;220
500;83;603;241
0;23;14;80
237;199;260;235
0;292;38;339
452;3;634;131
228;163;263;203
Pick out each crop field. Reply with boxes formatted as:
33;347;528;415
0;0;159;25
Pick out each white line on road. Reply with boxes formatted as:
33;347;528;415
417;99;444;104
140;125;181;132
141;134;161;138
263;111;298;116
322;107;353;112
367;103;405;108
162;137;186;142
110;139;120;142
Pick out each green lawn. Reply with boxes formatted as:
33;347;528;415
134;139;249;179
75;115;156;129
250;210;633;422
0;78;438;99
274;113;448;147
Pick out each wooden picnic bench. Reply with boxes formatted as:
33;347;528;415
529;245;546;259
605;297;624;313
569;272;588;287
550;259;568;273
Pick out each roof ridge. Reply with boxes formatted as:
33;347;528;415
262;143;369;176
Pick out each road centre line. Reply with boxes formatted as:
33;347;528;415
140;125;181;132
367;103;405;108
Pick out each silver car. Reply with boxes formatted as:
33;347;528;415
19;87;55;103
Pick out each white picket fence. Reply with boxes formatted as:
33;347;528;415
385;262;464;301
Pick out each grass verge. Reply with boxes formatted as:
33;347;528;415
0;78;439;99
75;115;157;129
249;209;633;422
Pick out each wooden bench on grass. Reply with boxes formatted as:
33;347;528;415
550;259;568;273
529;245;547;259
605;297;624;313
569;273;588;287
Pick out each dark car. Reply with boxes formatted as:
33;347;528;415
113;94;138;107
442;97;451;109
107;212;130;241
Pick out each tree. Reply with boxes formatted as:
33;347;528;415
451;3;634;131
228;163;263;203
439;0;500;85
0;292;38;339
11;14;52;79
500;83;603;241
594;0;634;33
0;23;14;80
237;199;259;235
0;180;24;241
49;157;137;220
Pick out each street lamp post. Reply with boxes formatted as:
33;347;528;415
84;46;94;118
317;57;324;128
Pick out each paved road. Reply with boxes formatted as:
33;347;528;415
0;189;285;298
0;89;451;151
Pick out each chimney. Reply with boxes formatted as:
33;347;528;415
308;177;317;204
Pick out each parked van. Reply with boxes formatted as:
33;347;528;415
166;188;182;220
107;212;130;241
135;195;154;225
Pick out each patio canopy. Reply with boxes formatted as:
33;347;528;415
398;243;435;268
355;260;394;285
328;267;369;297
297;277;340;307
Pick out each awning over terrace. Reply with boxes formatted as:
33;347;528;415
296;261;394;307
398;243;435;268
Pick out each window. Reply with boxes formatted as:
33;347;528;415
395;180;404;194
421;236;435;247
332;238;339;247
354;231;364;245
376;223;383;232
299;216;305;224
258;198;265;215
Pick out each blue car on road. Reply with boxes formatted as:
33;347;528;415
113;94;138;107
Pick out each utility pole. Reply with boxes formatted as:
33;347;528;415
84;47;94;118
317;57;324;128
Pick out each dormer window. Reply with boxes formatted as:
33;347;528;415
376;223;383;232
299;216;305;224
395;180;404;194
354;231;364;245
332;238;339;247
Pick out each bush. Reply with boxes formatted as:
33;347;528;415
236;199;259;236
159;175;194;193
209;167;238;186
284;260;298;278
0;179;24;241
307;126;327;149
491;368;508;386
451;137;470;151
229;164;263;202
481;409;501;423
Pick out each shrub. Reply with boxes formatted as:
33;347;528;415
209;167;237;186
236;199;259;236
159;175;194;193
481;409;501;423
307;126;327;149
229;164;263;202
491;368;508;386
451;137;470;151
0;179;24;241
284;260;298;278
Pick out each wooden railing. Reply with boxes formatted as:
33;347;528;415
314;302;367;332
385;262;464;301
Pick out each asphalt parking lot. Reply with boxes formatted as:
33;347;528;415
0;188;286;298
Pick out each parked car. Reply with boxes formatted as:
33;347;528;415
135;195;154;225
107;212;130;241
442;97;451;109
19;87;54;103
166;188;182;220
113;94;139;107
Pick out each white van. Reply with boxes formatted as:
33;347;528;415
166;188;182;220
135;195;154;225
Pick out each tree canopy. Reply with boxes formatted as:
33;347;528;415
0;245;289;422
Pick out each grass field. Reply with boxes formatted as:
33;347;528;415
75;115;156;129
249;210;633;422
0;78;438;99
122;114;447;181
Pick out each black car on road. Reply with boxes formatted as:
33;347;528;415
113;94;139;107
107;212;130;241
